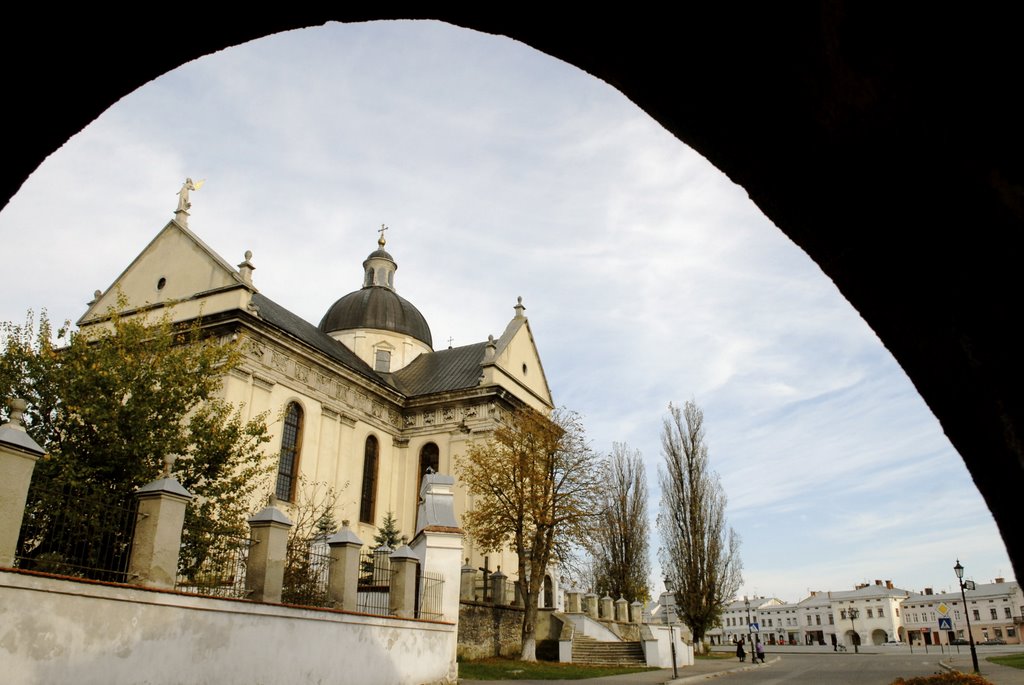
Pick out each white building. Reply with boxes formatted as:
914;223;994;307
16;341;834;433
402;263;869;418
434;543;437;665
829;580;909;647
902;578;1023;646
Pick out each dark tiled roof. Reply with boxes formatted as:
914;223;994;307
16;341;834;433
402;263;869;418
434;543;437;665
250;293;383;384
389;342;487;396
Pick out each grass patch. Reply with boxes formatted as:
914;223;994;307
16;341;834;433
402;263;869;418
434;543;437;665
458;657;659;680
695;652;734;660
988;653;1024;669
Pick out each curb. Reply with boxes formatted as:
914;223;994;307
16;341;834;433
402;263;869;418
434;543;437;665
668;656;780;683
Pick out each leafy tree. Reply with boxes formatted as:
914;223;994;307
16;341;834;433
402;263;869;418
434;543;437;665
281;477;340;606
1;305;271;579
373;510;405;549
590;442;651;603
657;400;742;652
456;405;603;661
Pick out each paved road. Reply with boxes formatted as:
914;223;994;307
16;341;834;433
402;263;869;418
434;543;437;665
460;648;1024;685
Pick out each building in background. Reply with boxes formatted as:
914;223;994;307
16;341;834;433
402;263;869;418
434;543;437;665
902;578;1022;646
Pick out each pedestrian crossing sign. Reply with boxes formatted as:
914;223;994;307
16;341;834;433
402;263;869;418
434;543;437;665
938;617;953;630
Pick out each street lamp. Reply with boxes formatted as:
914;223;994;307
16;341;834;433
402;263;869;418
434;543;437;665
744;596;753;657
954;560;981;673
664;579;678;678
848;607;860;653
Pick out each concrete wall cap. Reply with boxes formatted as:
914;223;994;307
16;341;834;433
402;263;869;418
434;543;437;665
136;477;193;499
248;505;293;526
0;424;45;456
390;544;418;561
327;527;363;546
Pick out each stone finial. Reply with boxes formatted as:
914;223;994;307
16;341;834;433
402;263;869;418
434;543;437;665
483;334;496;362
237;250;255;286
161;452;178;478
514;296;526;319
7;398;28;430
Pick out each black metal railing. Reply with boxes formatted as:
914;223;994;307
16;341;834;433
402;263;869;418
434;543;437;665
418;570;444;620
15;478;138;583
357;549;393;616
176;534;253;599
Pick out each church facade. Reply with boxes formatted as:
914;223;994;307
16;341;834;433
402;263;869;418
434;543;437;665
78;199;555;580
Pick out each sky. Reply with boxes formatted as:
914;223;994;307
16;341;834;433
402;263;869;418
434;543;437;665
0;20;1012;603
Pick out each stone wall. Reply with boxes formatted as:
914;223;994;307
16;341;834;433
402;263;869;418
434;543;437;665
457;602;564;660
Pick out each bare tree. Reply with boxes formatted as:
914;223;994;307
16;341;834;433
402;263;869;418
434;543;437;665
657;400;742;651
456;406;602;661
590;443;651;602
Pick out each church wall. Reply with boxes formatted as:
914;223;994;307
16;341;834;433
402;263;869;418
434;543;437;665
332;328;431;372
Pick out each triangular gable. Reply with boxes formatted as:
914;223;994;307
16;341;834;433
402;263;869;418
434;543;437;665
487;316;554;410
79;219;251;325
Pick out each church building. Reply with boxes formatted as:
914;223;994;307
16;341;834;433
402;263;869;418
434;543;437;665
78;192;555;580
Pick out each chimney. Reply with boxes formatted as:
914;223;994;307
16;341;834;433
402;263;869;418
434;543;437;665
875;579;883;586
886;580;893;589
925;588;933;595
996;577;1005;584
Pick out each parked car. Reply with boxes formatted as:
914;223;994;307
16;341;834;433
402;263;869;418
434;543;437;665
951;638;971;645
883;640;902;646
979;638;1006;645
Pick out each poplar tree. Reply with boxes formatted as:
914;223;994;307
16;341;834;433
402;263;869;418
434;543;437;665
657;400;742;651
590;442;651;602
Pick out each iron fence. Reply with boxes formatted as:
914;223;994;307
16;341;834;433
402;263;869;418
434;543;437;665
15;477;138;583
418;570;444;620
357;549;393;616
175;534;253;599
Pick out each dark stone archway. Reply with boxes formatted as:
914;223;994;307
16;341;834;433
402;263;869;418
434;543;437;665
5;6;1022;580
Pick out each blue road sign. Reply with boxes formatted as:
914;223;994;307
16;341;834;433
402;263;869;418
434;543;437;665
750;622;760;632
938;617;953;630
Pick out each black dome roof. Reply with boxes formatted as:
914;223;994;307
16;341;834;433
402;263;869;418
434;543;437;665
319;286;433;348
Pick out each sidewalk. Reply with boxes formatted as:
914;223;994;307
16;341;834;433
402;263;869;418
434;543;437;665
942;655;1024;685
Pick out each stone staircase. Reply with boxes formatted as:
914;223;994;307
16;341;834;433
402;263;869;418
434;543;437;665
571;635;646;666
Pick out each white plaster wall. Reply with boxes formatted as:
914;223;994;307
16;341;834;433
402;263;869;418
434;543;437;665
0;571;457;685
644;624;694;668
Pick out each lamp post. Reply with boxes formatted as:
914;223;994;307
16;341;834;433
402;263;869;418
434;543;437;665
954;560;980;673
744;596;754;657
664;579;678;678
848;607;860;653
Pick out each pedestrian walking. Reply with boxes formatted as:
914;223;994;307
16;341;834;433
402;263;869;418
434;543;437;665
736;638;746;662
756;639;765;663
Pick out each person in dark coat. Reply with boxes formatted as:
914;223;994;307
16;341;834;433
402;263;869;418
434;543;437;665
736;638;746;662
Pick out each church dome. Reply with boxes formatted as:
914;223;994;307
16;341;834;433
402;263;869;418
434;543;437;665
318;234;433;348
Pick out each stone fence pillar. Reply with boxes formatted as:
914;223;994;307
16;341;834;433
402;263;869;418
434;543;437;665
389;545;419;618
600;593;614;620
247;503;292;603
566;591;583;613
327;523;362;610
460;560;476;601
128;474;192;588
491;569;508;606
585;592;599;618
0;399;44;568
630;600;644;623
615;596;629;622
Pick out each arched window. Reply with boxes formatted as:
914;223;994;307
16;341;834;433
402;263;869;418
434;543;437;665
418;442;439;484
360;435;379;524
275;402;303;502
